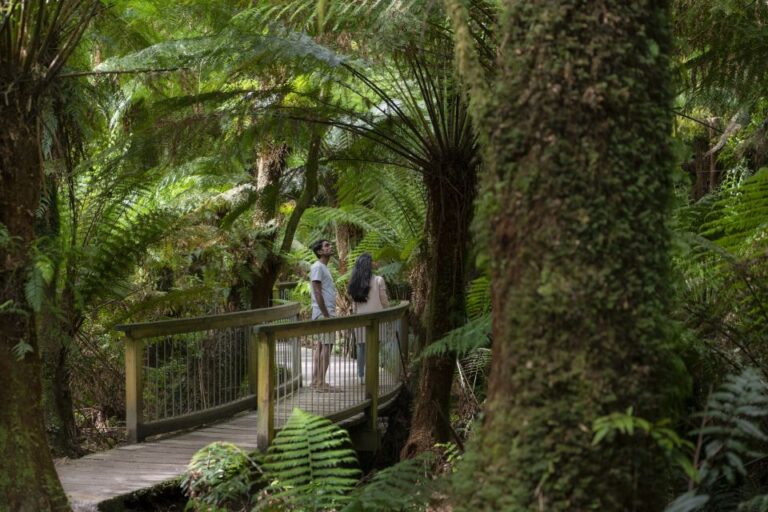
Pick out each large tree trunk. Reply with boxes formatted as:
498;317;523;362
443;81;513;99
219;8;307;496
402;162;477;457
40;310;80;458
0;108;70;510
451;1;674;510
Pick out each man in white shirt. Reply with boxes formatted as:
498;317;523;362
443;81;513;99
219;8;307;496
309;239;337;390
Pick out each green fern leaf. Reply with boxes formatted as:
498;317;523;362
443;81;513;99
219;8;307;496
342;452;435;512
260;409;360;511
421;313;492;358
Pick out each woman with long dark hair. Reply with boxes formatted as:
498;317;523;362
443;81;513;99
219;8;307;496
348;252;389;382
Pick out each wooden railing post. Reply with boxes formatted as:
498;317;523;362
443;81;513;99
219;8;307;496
398;312;409;373
248;330;259;400
292;331;302;392
364;319;380;445
256;331;275;451
125;335;143;443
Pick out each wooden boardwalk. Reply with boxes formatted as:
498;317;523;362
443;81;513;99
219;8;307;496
56;349;401;511
57;413;260;510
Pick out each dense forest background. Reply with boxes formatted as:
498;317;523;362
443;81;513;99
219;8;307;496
3;0;768;510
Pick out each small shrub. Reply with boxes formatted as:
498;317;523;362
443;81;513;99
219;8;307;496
181;442;263;511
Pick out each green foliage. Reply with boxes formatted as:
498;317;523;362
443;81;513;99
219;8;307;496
259;409;360;511
434;442;462;470
592;407;695;479
182;442;263;512
24;251;54;314
12;340;34;361
79;208;178;306
342;453;436;512
183;412;447;512
673;167;768;377
465;276;491;319
738;495;768;512
0;222;13;248
421;276;492;357
675;0;768;105
699;167;768;252
666;369;768;512
421;314;491;358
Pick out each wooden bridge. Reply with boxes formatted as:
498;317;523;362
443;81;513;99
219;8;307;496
55;297;409;510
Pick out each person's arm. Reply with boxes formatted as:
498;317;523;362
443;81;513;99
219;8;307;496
312;280;331;318
378;276;390;308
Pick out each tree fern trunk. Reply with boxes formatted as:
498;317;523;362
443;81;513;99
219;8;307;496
249;256;281;309
248;135;320;309
402;162;477;457
451;1;675;509
0;106;70;510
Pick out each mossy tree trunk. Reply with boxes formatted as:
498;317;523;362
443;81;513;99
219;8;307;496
1;4;96;506
248;143;289;309
248;135;321;309
0;105;70;511
451;1;675;509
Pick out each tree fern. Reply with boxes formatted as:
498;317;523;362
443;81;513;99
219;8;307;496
259;409;360;511
671;166;768;376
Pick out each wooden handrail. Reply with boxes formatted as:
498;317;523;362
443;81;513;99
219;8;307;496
115;302;301;339
254;301;409;338
255;302;410;450
118;299;410;447
119;302;301;442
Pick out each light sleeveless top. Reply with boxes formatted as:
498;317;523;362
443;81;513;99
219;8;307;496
353;275;389;314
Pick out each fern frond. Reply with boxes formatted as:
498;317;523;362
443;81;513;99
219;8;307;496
460;348;492;383
108;286;217;325
342;452;436;512
739;494;768;512
466;276;491;319
261;409;360;511
699;167;768;253
78;208;178;307
25;250;55;314
421;313;492;358
667;369;768;511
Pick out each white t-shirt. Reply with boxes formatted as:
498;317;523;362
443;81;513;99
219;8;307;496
310;260;337;320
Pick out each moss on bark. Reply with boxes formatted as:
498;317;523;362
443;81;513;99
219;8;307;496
452;1;675;509
1;106;71;511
